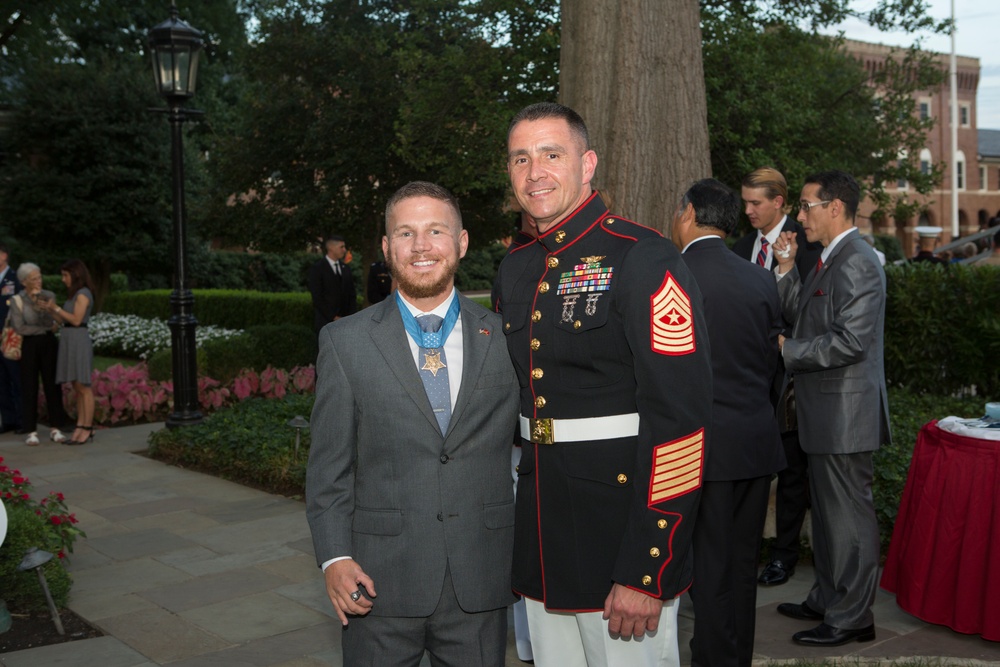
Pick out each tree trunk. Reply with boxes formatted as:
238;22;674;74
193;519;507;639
560;0;711;234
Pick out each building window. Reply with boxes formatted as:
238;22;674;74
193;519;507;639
920;148;932;175
982;165;989;191
956;150;966;191
919;99;931;120
960;104;970;127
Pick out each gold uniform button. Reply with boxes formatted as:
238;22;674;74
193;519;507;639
555;231;567;243
531;368;544;379
535;396;546;408
573;320;582;329
650;547;660;558
547;257;559;268
642;575;652;586
505;322;511;331
530;338;541;351
531;310;542;322
617;474;628;484
538;281;550;294
657;519;667;529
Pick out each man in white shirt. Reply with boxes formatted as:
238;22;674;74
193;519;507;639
306;181;519;666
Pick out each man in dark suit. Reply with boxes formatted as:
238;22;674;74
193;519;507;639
307;234;356;333
734;167;822;588
772;170;890;647
306;181;519;666
0;242;22;433
672;179;785;666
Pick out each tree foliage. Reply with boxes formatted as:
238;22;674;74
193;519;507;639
202;0;559;262
702;17;945;231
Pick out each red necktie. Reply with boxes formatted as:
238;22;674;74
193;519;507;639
756;238;769;267
816;257;823;274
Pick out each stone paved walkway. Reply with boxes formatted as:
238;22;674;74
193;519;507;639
1;423;998;666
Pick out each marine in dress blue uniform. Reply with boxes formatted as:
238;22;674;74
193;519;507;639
496;102;712;666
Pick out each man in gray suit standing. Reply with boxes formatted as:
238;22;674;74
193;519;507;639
306;181;519;665
771;170;890;647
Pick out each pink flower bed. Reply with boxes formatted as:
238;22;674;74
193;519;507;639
40;363;316;425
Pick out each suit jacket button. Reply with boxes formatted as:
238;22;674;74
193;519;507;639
440;454;449;464
642;575;652;586
437;512;444;521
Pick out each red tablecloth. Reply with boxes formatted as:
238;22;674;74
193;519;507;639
881;420;1000;641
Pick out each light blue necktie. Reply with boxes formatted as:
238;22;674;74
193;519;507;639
417;314;451;435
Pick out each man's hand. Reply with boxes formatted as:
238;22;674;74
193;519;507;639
773;231;798;274
602;583;664;639
324;558;377;626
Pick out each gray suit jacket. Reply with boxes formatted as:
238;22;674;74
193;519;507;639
305;294;519;617
777;229;891;454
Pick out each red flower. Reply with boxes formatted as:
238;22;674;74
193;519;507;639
12;475;25;484
57;492;65;501
50;515;62;525
57;551;65;559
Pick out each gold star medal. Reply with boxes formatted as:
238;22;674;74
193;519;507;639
422;349;447;376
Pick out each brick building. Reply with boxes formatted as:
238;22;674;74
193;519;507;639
845;39;1000;254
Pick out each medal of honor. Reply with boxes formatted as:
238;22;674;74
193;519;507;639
422;349;447;376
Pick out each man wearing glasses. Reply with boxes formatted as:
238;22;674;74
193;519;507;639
770;170;890;647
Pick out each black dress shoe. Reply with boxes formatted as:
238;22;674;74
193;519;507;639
777;602;824;621
14;428;32;435
758;559;795;585
793;622;876;646
0;424;17;434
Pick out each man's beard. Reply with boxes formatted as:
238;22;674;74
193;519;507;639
386;254;458;301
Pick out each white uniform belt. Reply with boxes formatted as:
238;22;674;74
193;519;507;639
519;413;640;444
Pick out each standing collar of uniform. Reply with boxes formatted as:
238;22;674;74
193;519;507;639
536;191;610;253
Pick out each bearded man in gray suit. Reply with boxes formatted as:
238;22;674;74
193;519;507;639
306;181;519;666
770;170;890;647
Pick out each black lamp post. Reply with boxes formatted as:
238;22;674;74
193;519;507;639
148;2;203;427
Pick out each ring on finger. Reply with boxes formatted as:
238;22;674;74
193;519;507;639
350;590;362;602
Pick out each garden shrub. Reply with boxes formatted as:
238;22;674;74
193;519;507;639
874;233;904;263
147;346;209;383
148;394;316;496
0;505;73;611
246;324;317;370
202;334;262;384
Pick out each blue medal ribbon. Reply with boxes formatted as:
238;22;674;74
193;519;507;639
395;291;460;348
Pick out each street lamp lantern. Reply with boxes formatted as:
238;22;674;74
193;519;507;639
148;1;204;427
148;5;203;101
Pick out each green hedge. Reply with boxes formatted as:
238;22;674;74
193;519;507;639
883;263;1000;395
103;289;314;330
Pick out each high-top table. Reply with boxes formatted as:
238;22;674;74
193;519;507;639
881;420;1000;642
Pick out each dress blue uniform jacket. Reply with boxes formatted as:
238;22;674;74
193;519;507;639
495;192;713;610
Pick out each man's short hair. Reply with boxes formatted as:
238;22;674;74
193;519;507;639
384;181;462;232
681;178;741;237
507;102;590;152
741;167;788;205
804;170;861;221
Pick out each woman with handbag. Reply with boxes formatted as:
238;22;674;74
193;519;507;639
9;263;71;445
46;259;96;445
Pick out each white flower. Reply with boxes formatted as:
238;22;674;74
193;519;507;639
90;313;243;359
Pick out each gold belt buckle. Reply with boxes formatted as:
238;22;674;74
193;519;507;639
529;418;554;445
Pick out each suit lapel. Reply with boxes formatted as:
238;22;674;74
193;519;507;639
800;229;858;308
447;296;489;436
368;300;441;433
